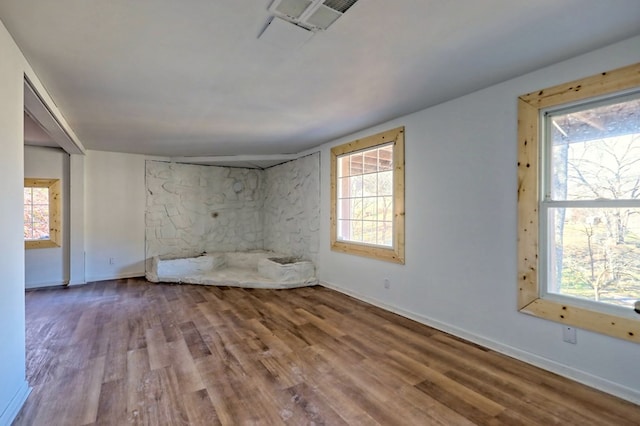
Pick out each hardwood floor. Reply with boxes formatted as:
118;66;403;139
14;278;640;425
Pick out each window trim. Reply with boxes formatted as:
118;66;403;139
330;126;405;264
24;178;61;249
517;62;640;343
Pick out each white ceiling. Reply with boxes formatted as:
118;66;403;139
1;0;640;158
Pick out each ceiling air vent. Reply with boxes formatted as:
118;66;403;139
268;0;358;31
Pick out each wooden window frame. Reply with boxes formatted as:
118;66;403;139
330;126;405;264
24;178;61;249
517;63;640;343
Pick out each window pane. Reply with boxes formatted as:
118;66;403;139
363;149;378;174
337;199;350;220
350;175;363;197
350;220;363;242
337;219;350;240
363;173;377;197
351;198;363;220
32;221;50;240
350;153;363;176
379;196;393;221
377;171;392;196
377;221;393;246
24;223;33;239
338;156;350;178
24;207;32;224
548;207;640;309
32;187;49;204
338;177;350;199
337;143;395;251
363;197;377;220
24;188;32;204
32;204;49;223
378;145;393;171
362;221;377;244
549;97;640;201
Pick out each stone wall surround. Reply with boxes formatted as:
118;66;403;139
147;251;318;289
146;161;264;260
264;153;320;263
145;153;320;270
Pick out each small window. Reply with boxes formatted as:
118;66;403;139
518;62;640;342
24;178;61;249
543;94;640;311
330;126;405;263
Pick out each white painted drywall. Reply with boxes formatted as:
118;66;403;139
318;35;640;403
85;150;146;282
0;20;30;426
24;146;70;288
0;16;85;424
69;154;85;285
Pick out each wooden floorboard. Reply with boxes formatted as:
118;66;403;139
14;278;640;425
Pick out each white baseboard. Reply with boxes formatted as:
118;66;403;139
0;381;30;426
25;279;68;289
85;271;144;283
320;280;640;405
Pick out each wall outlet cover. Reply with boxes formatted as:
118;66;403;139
562;326;577;344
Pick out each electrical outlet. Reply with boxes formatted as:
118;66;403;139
109;257;115;265
383;278;390;289
562;326;577;344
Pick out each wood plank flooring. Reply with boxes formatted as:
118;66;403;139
14;278;640;425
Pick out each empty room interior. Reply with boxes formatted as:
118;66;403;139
2;1;640;424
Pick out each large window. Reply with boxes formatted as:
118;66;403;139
518;63;640;342
24;178;61;249
330;126;405;263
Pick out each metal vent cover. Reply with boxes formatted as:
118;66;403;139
273;0;312;19
268;0;358;31
323;0;358;13
306;6;341;29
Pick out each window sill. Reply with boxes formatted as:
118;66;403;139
519;297;640;343
331;240;405;264
25;239;60;249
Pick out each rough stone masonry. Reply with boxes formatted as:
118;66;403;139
145;153;320;271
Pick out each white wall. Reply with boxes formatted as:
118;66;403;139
85;150;146;281
318;35;640;403
0;16;84;422
69;154;85;285
0;20;30;426
24;146;70;288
